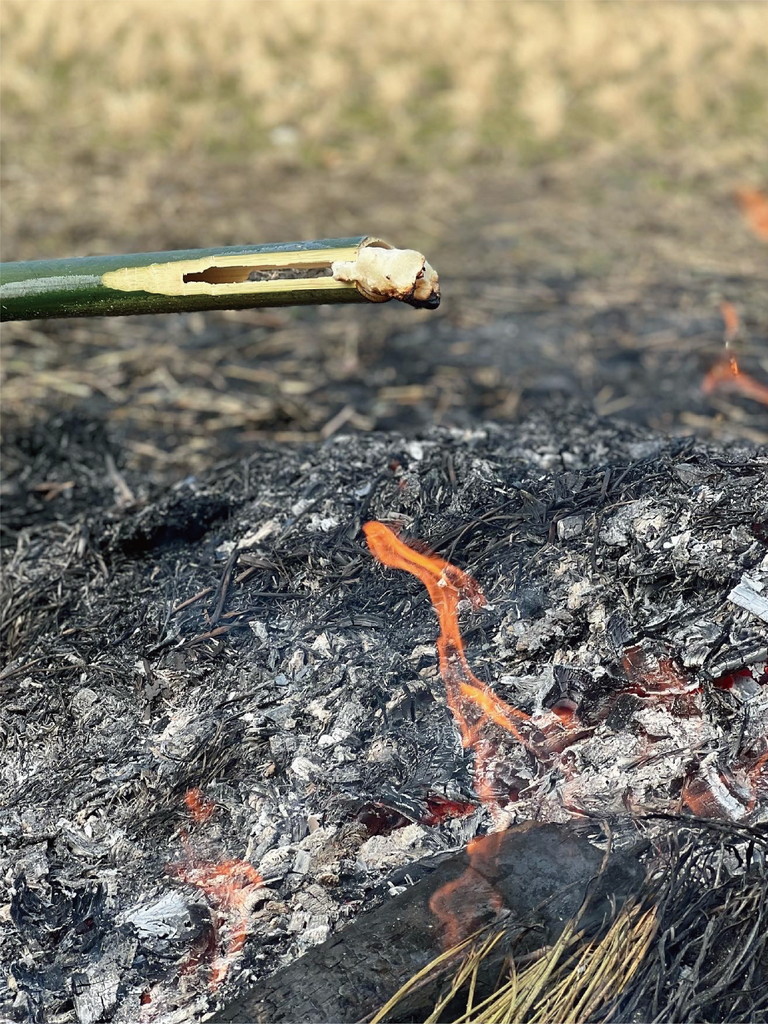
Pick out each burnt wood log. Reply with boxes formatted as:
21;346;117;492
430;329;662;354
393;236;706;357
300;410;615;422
209;822;644;1024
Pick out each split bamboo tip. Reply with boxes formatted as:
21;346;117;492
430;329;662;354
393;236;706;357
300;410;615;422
0;236;441;321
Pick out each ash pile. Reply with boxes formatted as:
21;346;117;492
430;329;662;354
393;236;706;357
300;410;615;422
2;404;767;1023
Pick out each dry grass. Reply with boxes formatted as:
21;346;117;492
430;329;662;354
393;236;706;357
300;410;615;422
1;1;767;258
3;1;767;163
371;899;658;1024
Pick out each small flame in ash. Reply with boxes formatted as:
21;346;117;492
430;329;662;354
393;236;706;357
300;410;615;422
363;522;540;790
702;301;768;406
174;858;263;987
171;788;263;988
364;521;547;947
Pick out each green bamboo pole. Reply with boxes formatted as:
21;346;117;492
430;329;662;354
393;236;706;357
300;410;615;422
0;236;440;321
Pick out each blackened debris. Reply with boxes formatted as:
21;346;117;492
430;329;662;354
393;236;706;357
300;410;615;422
1;405;767;1022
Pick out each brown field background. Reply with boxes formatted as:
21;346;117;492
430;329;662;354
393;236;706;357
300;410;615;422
2;0;768;480
3;0;767;256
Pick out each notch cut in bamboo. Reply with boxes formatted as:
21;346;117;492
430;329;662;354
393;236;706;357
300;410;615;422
0;236;440;321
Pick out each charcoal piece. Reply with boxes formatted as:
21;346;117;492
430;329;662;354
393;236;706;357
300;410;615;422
208;822;643;1023
606;611;635;652
10;876;106;949
125;891;212;957
603;691;646;731
544;663;593;707
107;486;234;557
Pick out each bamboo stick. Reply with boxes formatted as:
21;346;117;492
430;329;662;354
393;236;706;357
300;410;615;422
0;236;440;321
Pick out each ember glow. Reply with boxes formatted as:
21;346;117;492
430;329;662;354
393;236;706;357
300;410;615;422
184;786;217;824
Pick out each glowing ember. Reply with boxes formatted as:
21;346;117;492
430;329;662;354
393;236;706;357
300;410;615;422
620;644;697;697
184;786;217;824
682;764;756;820
423;795;478;826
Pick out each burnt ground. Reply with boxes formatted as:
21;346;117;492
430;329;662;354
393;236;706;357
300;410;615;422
1;404;767;1022
2;157;768;1022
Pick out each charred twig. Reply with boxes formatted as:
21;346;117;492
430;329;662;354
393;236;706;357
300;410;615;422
172;587;216;614
208;547;240;627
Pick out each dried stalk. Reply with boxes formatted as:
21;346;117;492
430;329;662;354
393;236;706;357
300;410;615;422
373;899;658;1024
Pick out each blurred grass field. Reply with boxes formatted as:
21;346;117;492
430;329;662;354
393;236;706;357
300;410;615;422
2;0;767;258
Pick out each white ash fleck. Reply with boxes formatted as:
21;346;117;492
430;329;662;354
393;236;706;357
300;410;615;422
358;823;436;873
237;519;280;547
566;578;594;611
504;607;575;654
557;514;585;540
626;440;665;460
289;756;321;781
258;845;295;881
307;513;339;533
600;499;667;547
546;712;719;816
318;698;366;747
310;632;333;657
248;619;269;645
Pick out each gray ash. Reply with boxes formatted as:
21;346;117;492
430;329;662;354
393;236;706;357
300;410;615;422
1;404;767;1022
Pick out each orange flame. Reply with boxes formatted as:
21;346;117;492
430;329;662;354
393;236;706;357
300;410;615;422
364;521;544;947
364;521;765;945
735;187;768;242
702;301;768;405
428;833;506;949
719;300;740;344
174;858;263;986
363;522;535;761
173;789;263;988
